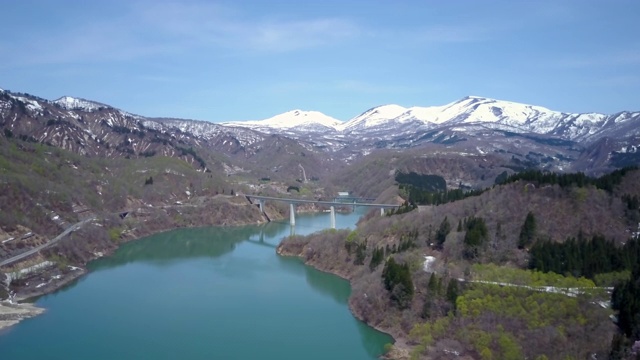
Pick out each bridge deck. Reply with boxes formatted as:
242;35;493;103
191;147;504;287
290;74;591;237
246;195;399;208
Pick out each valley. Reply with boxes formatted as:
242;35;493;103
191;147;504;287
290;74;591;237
1;87;640;359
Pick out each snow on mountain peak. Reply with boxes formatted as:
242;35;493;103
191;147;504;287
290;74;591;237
339;104;409;131
337;96;583;134
53;96;106;111
164;96;637;143
360;104;407;117
225;110;342;131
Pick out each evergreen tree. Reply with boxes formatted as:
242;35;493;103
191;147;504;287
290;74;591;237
421;295;433;319
427;273;438;293
382;258;414;309
435;217;451;248
446;279;460;308
518;212;536;249
529;234;638;279
354;242;367;265
612;264;640;339
463;217;488;259
369;247;384;271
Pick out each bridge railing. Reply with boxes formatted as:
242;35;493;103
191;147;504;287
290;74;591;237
245;195;399;229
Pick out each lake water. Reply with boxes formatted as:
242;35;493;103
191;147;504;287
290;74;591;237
0;210;392;359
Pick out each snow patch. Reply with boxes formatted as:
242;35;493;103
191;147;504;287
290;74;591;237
13;96;43;112
53;96;105;111
423;256;436;272
226;110;342;131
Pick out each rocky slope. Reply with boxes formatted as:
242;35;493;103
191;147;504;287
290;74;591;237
3;87;640;181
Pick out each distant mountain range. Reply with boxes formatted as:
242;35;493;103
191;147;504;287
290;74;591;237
226;96;640;144
1;87;639;179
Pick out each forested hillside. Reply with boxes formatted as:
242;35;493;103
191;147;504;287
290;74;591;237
279;167;640;359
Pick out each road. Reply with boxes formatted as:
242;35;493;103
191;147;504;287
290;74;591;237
245;194;399;208
457;278;612;298
0;218;95;268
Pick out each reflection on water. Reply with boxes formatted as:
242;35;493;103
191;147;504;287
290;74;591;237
91;220;301;271
303;258;350;305
0;210;392;359
90;226;257;271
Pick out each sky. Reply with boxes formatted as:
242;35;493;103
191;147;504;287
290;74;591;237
1;0;639;122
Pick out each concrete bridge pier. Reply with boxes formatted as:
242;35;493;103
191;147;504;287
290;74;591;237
258;200;264;213
380;208;385;216
289;203;296;226
330;206;336;229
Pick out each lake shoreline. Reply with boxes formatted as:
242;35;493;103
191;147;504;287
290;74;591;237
1;196;278;331
1;207;396;359
277;241;411;359
1;203;383;349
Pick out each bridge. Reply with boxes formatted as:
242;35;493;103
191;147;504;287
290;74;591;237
245;195;400;229
331;196;377;203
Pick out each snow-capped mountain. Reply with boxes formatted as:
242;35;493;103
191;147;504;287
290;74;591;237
329;96;640;143
2;86;639;176
147;117;267;149
53;96;108;112
215;96;640;174
338;104;408;132
223;96;639;144
225;110;342;133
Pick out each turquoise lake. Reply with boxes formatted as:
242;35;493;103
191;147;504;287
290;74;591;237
0;210;392;359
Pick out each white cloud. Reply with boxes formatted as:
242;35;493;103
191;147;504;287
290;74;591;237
245;18;359;52
0;0;361;67
552;50;640;69
335;80;417;94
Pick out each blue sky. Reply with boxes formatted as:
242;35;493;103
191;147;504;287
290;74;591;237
1;0;639;122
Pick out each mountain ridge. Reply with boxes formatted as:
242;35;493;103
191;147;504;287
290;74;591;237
222;95;640;144
1;87;639;177
4;86;639;144
224;109;342;132
52;96;109;112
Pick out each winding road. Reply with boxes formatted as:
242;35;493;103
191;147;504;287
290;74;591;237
0;218;95;268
